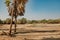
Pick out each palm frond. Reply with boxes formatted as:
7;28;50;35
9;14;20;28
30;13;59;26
5;0;11;7
16;0;28;4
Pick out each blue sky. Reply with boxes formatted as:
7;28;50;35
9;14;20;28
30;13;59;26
0;0;60;20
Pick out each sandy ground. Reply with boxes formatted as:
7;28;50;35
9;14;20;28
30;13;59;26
0;24;60;40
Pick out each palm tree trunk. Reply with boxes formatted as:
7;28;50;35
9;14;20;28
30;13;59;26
14;1;17;33
14;16;17;33
9;16;13;35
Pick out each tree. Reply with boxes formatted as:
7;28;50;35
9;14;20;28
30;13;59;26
53;19;60;24
40;19;48;24
47;19;52;24
31;20;38;24
0;19;3;24
20;18;27;24
5;18;11;24
5;0;28;35
17;19;21;24
27;20;31;24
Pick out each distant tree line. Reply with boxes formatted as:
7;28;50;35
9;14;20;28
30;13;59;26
0;18;60;24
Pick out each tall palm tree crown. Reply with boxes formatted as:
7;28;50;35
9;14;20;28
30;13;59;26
5;0;28;16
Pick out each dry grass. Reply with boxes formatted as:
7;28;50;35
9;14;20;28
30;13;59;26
0;24;60;40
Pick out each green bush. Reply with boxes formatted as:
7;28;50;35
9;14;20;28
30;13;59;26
0;18;60;24
20;18;27;24
40;19;48;24
5;18;11;24
0;19;3;24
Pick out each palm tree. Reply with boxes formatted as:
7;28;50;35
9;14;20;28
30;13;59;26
5;0;28;35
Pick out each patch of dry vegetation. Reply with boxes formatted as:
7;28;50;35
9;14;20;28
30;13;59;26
0;24;60;40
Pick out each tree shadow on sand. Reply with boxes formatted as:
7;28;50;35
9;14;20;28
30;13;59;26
0;31;16;37
0;28;59;37
42;38;60;40
13;29;59;34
